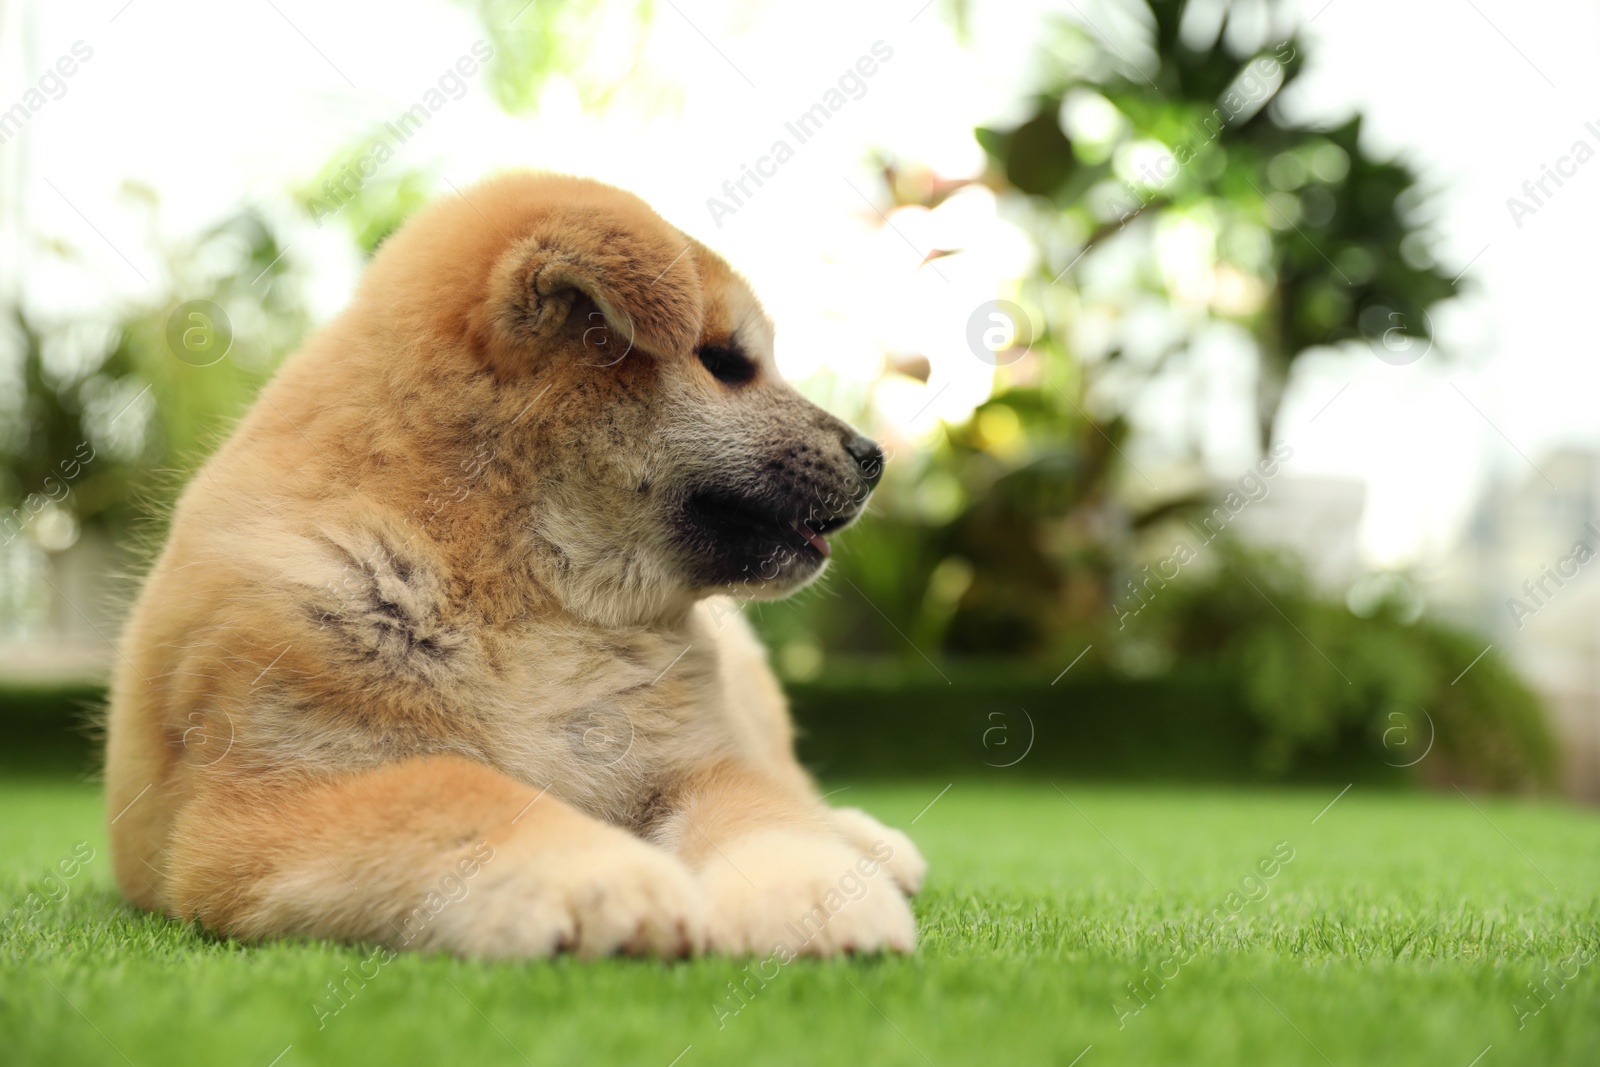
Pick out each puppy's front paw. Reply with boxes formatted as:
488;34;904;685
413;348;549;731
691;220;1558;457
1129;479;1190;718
699;830;915;957
830;806;928;896
429;832;708;959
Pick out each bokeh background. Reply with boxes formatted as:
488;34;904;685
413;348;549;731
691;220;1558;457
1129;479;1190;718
3;0;1597;800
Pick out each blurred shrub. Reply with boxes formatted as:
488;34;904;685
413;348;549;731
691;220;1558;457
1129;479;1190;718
1;202;305;550
756;527;1555;789
1127;538;1556;788
787;658;1403;784
753;0;1554;789
969;0;1458;451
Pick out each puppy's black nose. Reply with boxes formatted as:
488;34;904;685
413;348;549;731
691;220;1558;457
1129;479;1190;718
844;434;884;489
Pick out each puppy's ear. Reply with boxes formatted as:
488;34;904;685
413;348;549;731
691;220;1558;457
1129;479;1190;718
481;209;703;369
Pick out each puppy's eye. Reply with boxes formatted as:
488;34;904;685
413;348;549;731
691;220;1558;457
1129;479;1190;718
696;346;756;386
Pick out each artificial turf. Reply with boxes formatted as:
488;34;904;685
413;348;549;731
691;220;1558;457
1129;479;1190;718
2;775;1597;1066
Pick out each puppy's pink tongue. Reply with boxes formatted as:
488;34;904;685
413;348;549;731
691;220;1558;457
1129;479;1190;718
794;520;831;557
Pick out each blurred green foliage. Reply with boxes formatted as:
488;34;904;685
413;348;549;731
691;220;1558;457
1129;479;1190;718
2;197;305;550
751;0;1549;786
459;0;666;114
760;0;1464;659
1133;539;1555;787
297;164;437;258
973;0;1457;446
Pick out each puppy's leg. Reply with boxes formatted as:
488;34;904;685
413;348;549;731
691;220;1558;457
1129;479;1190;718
163;755;706;958
659;761;916;956
707;610;927;897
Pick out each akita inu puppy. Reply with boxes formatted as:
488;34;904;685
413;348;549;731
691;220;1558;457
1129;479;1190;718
105;173;925;958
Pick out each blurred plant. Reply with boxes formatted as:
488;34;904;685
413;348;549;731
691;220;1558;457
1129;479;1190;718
458;0;668;114
762;0;1461;656
1134;537;1555;788
297;162;438;258
972;0;1458;448
751;0;1553;787
0;191;305;560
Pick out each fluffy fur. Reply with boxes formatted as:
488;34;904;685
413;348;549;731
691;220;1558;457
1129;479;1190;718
105;172;925;958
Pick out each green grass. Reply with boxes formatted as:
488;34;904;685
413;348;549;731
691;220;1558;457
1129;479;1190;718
3;776;1598;1066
